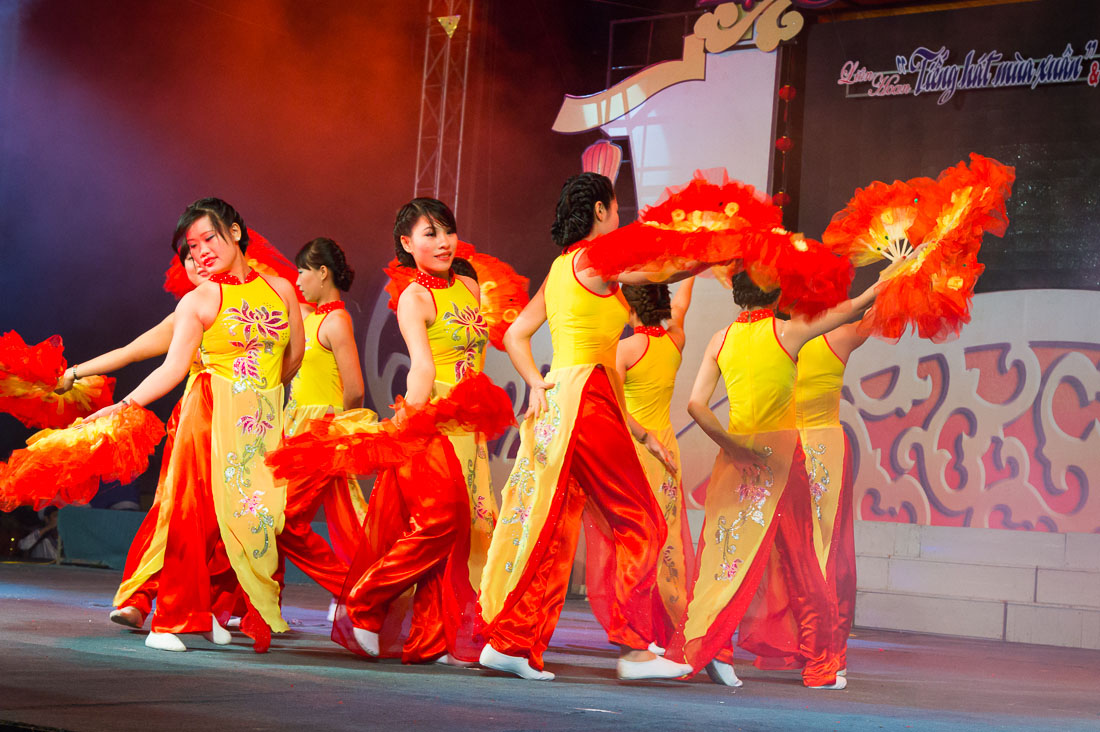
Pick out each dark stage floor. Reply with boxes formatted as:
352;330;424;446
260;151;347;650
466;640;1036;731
1;562;1097;732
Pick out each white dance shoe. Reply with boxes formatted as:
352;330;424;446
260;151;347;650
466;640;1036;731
352;627;380;657
705;660;743;687
145;631;187;652
108;607;144;629
808;675;847;690
647;642;666;656
479;644;555;681
837;667;847;677
616;655;692;681
435;654;476;668
327;598;338;623
203;614;232;645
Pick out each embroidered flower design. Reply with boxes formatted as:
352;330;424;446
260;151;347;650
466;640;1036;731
225;302;289;341
443;304;489;345
237;410;274;435
810;481;827;501
240;490;266;516
718;558;743;581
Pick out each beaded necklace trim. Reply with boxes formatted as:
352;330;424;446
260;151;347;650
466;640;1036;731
736;309;774;323
209;270;259;285
314;300;345;315
635;325;667;337
416;270;453;289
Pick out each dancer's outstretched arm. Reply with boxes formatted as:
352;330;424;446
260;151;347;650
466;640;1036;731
55;314;176;393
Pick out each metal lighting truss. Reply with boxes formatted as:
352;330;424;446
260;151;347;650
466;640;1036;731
413;0;474;211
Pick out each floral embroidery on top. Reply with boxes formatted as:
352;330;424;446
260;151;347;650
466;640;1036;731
220;295;288;559
442;302;489;382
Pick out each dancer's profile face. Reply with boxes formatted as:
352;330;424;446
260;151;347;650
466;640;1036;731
401;215;456;277
183;253;211;287
184;215;240;275
591;197;619;238
296;266;325;302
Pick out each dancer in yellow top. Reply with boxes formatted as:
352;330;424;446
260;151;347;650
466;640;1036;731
104;197;304;653
479;172;695;682
669;271;880;689
279;238;366;603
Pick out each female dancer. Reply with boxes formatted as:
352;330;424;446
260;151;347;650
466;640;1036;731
278;237;366;601
590;278;695;653
669;272;879;689
103;197;303;652
478;172;694;682
332;198;499;665
738;321;868;676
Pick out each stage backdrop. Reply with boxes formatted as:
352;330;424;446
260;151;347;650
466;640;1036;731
799;0;1100;533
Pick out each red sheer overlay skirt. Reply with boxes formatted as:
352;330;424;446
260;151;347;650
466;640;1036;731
483;367;665;671
739;435;856;672
667;440;842;687
331;433;478;664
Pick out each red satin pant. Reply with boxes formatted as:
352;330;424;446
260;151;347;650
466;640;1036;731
278;475;352;597
485;367;664;670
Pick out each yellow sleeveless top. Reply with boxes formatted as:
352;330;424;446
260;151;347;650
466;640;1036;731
716;314;797;433
623;330;681;432
425;277;488;386
795;335;845;429
546;247;628;371
288;306;344;410
199;273;290;388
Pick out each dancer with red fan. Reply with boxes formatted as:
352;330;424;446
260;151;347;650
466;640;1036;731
479;173;697;682
319;198;511;665
105;197;304;653
667;270;885;689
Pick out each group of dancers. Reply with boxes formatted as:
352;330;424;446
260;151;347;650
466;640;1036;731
4;154;1015;689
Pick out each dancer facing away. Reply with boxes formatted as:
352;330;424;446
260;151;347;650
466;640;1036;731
278;237;367;605
479;172;696;682
739;320;868;677
668;271;881;689
584;278;696;653
101;197;304;652
333;197;498;665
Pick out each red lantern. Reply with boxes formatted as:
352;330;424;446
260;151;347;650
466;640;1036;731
581;140;624;184
775;136;794;153
778;85;797;101
773;191;791;207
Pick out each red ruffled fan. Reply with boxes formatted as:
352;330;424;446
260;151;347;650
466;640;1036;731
825;154;1014;341
383;242;529;350
163;228;306;302
0;330;115;429
0;403;166;512
583;168;784;280
265;371;515;482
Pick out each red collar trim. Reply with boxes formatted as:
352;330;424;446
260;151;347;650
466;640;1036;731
210;270;259;285
736;309;774;323
416;270;453;289
315;300;345;315
635;325;666;337
563;242;587;254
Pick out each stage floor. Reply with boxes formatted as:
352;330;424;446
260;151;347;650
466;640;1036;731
1;562;1097;732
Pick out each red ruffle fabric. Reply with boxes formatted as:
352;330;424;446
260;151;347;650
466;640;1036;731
162;229;305;302
583;169;784;280
822;177;942;266
0;403;166;512
265;372;516;481
383;241;530;350
0;330;116;429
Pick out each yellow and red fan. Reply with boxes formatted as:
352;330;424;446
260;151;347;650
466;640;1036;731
383;242;529;350
583;168;784;280
163;228;306;302
0;330;115;429
825;154;1014;342
0;403;165;512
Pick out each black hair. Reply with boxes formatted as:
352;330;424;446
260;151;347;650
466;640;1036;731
392;197;475;281
173;197;249;265
622;284;671;327
731;271;780;310
550;172;615;248
295;237;355;291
